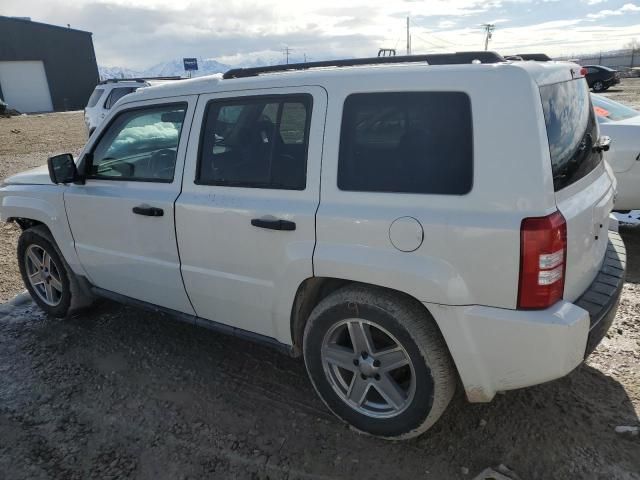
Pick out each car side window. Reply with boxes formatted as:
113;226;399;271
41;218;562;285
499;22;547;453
104;87;137;110
87;88;104;108
338;92;473;195
197;95;312;190
88;103;187;182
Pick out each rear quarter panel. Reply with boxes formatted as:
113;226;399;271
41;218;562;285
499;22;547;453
315;65;557;308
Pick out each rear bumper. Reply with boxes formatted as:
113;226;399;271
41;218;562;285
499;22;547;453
575;231;626;358
427;232;625;403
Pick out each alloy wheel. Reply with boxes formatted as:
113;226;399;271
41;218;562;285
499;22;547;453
321;319;416;418
24;245;63;306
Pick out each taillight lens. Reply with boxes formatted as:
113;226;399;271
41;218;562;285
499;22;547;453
580;67;587;76
518;211;567;309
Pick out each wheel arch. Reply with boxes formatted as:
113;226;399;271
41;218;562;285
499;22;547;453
8;216;47;231
1;191;86;277
289;277;455;364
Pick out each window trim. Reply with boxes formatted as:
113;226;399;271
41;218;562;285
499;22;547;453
337;91;474;196
195;93;313;190
85;101;188;184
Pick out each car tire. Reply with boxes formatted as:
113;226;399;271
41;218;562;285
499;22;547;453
303;284;456;440
592;80;605;92
17;225;95;317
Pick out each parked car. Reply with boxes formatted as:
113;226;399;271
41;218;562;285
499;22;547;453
84;77;182;136
84;79;149;136
591;94;640;211
1;56;625;440
515;53;552;61
584;65;620;92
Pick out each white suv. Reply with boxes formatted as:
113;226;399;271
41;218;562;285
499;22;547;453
84;79;149;136
0;54;626;439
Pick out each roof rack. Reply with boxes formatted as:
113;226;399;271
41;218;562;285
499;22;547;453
97;76;183;85
223;52;505;79
515;53;553;61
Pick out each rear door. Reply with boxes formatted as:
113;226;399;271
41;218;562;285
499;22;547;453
540;78;615;301
176;86;327;341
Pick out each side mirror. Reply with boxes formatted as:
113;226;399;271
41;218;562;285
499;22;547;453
47;153;78;184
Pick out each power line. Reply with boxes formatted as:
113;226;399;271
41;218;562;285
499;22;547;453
282;46;293;64
408;17;457;47
481;23;495;51
406;16;411;55
410;31;449;51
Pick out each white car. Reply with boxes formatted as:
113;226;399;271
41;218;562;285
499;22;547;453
592;94;640;211
0;56;625;440
84;79;149;136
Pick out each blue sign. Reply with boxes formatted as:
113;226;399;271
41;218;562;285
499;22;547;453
183;58;198;71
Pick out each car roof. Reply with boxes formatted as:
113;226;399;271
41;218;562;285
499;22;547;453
584;65;616;71
119;57;582;105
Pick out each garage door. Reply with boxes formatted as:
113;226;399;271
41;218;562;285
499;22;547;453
0;61;53;113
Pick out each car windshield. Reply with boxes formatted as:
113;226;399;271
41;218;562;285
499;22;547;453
591;94;640;122
540;78;602;192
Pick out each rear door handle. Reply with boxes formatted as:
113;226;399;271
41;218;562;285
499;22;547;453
251;218;296;231
133;205;164;217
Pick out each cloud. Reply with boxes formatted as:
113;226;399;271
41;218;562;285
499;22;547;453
438;20;458;28
2;0;640;69
587;2;640;19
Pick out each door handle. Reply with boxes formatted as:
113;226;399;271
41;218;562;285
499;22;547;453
133;205;164;217
251;218;296;231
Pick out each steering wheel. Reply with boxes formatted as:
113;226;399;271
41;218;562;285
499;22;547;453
150;149;177;179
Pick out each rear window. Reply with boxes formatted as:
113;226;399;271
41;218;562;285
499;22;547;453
540;79;602;192
338;92;473;194
86;88;104;108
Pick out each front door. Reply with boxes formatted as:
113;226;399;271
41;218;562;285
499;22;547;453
176;87;327;342
65;96;197;314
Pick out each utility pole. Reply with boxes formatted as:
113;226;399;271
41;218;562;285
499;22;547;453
481;23;495;51
406;16;411;55
283;46;293;64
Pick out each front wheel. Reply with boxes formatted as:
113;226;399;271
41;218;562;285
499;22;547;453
18;226;94;317
303;285;456;439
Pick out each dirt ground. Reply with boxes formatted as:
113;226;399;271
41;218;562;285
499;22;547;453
600;76;640;110
0;80;639;479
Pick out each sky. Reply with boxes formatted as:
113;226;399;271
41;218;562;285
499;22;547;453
2;0;640;69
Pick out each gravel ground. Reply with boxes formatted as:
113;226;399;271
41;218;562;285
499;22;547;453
600;77;640;110
0;83;639;479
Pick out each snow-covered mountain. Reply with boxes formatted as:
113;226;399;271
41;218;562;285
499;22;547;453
100;58;235;80
98;65;145;80
99;56;300;80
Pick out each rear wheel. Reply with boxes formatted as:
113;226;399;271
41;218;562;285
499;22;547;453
592;80;605;92
18;226;94;317
303;285;456;439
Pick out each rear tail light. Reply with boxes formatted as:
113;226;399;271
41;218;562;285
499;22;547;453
580;67;587;76
518;211;567;309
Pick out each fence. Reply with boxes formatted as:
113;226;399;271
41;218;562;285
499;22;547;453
556;48;640;75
